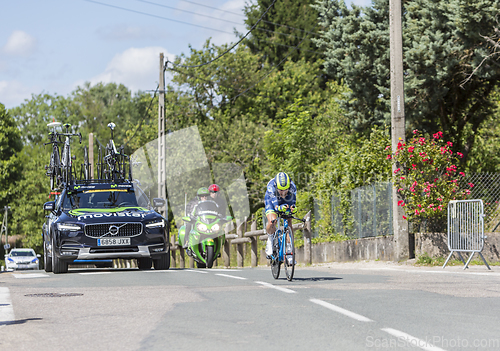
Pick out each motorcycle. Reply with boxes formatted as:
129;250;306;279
178;200;232;268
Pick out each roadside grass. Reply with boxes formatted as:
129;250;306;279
415;253;500;266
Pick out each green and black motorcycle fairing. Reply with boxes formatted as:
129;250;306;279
178;201;232;268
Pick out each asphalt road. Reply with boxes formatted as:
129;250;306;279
1;261;499;351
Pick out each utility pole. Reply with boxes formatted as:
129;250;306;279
158;53;166;218
390;0;410;260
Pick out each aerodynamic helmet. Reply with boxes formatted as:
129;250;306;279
275;172;290;190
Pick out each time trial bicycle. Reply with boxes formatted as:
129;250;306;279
45;120;63;190
97;122;132;181
60;123;82;185
269;210;306;281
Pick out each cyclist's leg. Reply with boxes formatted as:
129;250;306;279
265;211;277;257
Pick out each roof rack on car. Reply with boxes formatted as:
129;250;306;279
72;178;132;185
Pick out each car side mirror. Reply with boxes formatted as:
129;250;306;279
37;254;41;258
152;198;166;208
182;216;192;223
44;201;55;211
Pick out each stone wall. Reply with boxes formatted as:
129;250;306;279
415;232;500;262
290;232;500;264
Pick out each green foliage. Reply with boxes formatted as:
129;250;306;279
243;0;322;66
0;103;23;208
312;126;392;236
264;99;317;189
314;0;500;162
391;130;470;224
168;42;329;212
9;144;50;252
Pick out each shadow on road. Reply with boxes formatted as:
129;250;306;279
289;277;342;282
0;317;43;326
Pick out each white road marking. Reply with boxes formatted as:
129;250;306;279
79;272;112;275
310;298;373;322
208;269;242;272
382;328;447;351
215;273;247;280
0;287;15;324
144;270;178;272
12;273;50;279
185;269;208;274
255;281;296;294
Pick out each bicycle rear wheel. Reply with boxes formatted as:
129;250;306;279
283;226;295;281
271;257;280;279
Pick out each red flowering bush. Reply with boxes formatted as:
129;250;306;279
389;130;472;222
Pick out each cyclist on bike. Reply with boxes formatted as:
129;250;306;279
183;187;219;252
208;184;227;217
265;172;297;258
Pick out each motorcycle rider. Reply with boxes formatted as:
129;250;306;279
208;184;227;217
183;187;219;252
264;172;297;258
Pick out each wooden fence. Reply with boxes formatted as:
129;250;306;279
169;211;312;268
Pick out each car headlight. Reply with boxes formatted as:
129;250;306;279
57;223;81;231
31;258;38;263
146;220;164;228
211;223;220;231
7;258;14;262
196;223;208;232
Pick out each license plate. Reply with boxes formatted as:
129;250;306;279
98;238;131;246
17;264;29;269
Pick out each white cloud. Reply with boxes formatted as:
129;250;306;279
2;30;37;57
0;80;35;108
81;47;175;93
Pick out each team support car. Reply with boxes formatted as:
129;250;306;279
5;248;40;270
42;181;170;274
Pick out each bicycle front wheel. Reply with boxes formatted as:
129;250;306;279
283;226;295;281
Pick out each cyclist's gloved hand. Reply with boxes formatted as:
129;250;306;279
290;205;297;214
276;204;288;213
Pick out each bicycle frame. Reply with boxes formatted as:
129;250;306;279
272;214;292;264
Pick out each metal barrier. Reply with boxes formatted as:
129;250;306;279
443;199;490;270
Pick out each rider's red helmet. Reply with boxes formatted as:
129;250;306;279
208;184;220;193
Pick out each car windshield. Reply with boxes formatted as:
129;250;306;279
62;189;140;210
11;251;34;257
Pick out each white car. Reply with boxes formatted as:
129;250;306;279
5;248;40;270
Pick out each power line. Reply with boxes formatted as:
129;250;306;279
230;23;320;102
84;0;233;34
137;0;243;26
170;0;278;69
123;85;159;147
176;0;245;18
139;0;314;42
176;0;320;36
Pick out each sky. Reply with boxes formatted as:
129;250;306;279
1;0;372;109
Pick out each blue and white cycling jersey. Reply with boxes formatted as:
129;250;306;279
264;178;297;215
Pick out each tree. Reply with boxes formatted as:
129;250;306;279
9;144;51;252
243;0;323;66
0;103;23;209
314;0;500;163
9;93;75;145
